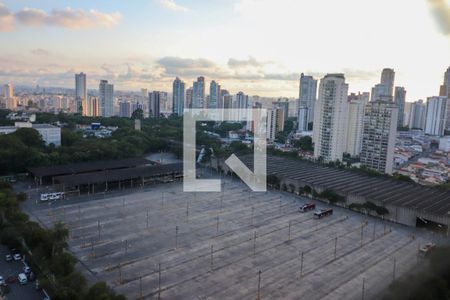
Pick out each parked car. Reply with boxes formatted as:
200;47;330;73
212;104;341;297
5;254;12;261
13;253;21;261
18;273;27;285
0;276;5;285
6;276;17;284
23;266;31;274
419;242;436;257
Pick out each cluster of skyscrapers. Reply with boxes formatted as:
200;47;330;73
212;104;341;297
172;76;247;114
64;66;450;175
300;66;450;174
171;76;287;141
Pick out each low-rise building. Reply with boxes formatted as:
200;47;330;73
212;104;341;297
0;122;61;146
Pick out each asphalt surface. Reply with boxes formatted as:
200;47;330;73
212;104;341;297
0;245;46;300
20;172;445;300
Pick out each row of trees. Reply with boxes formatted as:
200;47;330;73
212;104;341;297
268;174;391;215
349;201;389;216
0;182;125;300
0;110;186;175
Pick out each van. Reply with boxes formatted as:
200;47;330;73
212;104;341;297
18;273;27;284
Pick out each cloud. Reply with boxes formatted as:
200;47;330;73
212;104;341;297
228;57;268;69
158;0;189;12
0;3;122;31
157;57;226;77
428;0;450;35
31;48;51;56
0;3;14;31
341;69;379;81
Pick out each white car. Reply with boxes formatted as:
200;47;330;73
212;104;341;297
40;194;49;201
23;266;31;274
0;276;5;285
5;254;12;261
18;273;27;284
13;253;21;261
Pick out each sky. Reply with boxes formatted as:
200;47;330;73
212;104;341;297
0;0;449;100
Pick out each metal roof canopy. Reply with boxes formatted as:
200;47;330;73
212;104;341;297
54;163;183;186
237;155;450;217
28;157;151;178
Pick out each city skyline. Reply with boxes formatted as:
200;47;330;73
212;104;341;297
0;0;449;100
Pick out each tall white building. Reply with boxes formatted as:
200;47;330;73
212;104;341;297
149;91;162;117
99;80;114;117
394;87;406;127
234;91;248;120
360;100;398;174
440;66;450;98
141;88;148;117
371;68;395;102
185;87;193;109
209;80;221;109
273;98;289;120
346;92;369;156
172;77;185;116
235;91;248;109
297;74;317;132
266;108;277;142
425;96;447;136
119;101;132;118
409;100;426;130
380;68;395;98
192;76;205;109
439;67;450;129
3;83;13;98
75;73;87;114
313;74;349;162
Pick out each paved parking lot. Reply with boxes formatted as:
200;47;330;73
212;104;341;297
25;176;443;300
0;245;45;300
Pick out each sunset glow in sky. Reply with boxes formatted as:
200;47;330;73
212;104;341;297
0;0;449;100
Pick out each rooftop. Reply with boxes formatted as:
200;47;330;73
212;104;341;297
238;155;450;217
53;162;183;186
28;157;151;178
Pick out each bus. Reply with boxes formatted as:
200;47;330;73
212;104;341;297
314;208;333;219
299;203;316;213
40;192;65;202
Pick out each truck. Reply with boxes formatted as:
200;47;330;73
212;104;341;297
299;203;316;213
419;242;436;257
314;208;333;219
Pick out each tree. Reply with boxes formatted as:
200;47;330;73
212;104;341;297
267;174;280;189
51;252;76;276
319;189;346;203
51;222;69;257
303;185;312;194
84;282;126;300
283;118;295;133
131;108;144;120
294;136;313;151
288;184;295;193
13;128;45;149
